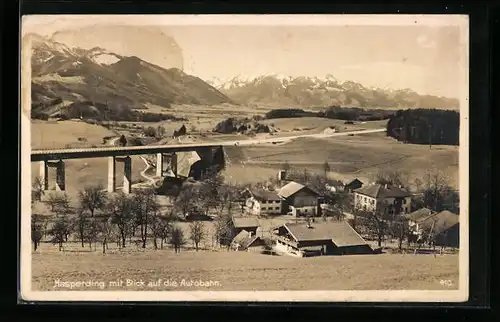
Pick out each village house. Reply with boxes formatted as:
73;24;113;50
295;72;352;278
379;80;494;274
353;183;412;215
344;178;363;192
403;207;435;232
325;180;345;193
241;188;282;215
278;181;321;217
230;229;266;252
414;210;459;248
231;216;261;236
273;220;373;257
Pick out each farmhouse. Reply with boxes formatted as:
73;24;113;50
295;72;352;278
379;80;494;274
416;210;459;248
241;188;282;215
278;181;320;217
273;220;373;257
231;216;260;236
353;183;412;215
403;207;435;232
230;230;266;252
344;178;363;192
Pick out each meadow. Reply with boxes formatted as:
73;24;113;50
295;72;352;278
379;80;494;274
31;242;459;291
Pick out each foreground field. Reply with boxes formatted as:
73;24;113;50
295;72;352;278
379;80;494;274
31;244;459;291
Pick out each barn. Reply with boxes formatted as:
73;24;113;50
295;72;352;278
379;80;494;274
273;220;374;257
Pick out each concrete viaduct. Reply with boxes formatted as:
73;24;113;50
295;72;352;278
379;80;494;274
31;143;225;194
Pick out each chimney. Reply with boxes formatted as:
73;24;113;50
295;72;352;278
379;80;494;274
248;231;253;239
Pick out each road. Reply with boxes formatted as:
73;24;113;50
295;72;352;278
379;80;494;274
139;156;157;185
217;128;385;146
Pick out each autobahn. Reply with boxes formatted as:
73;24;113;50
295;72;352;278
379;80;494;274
30;128;386;162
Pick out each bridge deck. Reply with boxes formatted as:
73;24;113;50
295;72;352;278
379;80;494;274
30;143;224;161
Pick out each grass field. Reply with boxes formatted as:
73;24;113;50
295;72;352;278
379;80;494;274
223;132;459;189
31;243;459;291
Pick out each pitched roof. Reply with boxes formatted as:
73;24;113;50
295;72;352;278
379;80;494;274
231;230;262;248
404;208;434;222
232;216;260;228
418;210;459;235
354;184;410;199
346;178;363;186
284;221;368;247
250;189;281;201
278;181;318;199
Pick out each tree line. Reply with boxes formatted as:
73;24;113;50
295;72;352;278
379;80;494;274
386;108;459;145
264;107;395;121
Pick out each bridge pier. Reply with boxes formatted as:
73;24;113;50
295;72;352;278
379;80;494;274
108;156;132;194
38;160;65;191
156;153;163;177
156;153;177;177
39;161;49;190
55;160;65;191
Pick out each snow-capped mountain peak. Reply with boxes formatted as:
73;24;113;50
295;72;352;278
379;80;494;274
214;73;459;109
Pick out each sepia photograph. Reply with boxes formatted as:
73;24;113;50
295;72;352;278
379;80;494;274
20;14;469;302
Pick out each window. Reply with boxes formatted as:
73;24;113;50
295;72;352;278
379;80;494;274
275;207;280;210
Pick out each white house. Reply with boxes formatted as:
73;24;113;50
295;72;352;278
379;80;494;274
242;188;282;215
353;183;412;215
278;181;320;217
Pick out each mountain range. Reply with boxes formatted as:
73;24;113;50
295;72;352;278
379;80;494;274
209;74;459;109
27;31;459;117
27;33;233;116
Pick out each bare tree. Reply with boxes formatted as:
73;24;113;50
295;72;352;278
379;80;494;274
31;214;44;251
323;160;331;178
213;212;233;248
84;217;101;251
132;188;159;249
189;221;206;251
45;192;70;213
73;206;90;248
357;209;389;248
421;169;459;213
78;185;107;217
374;170;407;187
108;192;134;248
48;215;71;251
217;184;239;214
32;176;45;202
150;215;173;250
99;216;114;254
391;214;411;250
173;184;197;218
155;215;173;249
169;226;186;253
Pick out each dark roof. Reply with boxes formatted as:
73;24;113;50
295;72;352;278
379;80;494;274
354;184;410;199
283;221;368;247
232;216;260;228
231;230;262;248
418;210;459;235
346;178;363;186
250;189;281;201
404;208;434;222
278;181;319;199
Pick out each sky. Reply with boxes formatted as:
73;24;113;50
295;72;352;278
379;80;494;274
22;15;468;98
